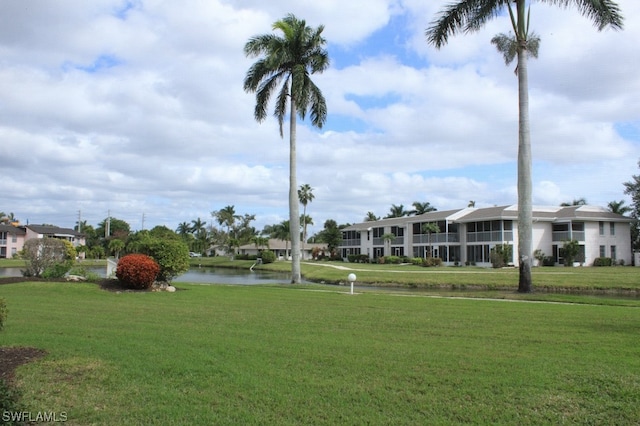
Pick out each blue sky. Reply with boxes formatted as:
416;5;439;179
0;0;638;235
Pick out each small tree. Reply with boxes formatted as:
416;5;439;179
143;240;190;283
562;240;581;267
21;238;72;278
422;223;441;257
533;249;546;266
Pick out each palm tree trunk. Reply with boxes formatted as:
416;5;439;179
301;206;307;260
517;37;533;293
289;99;302;284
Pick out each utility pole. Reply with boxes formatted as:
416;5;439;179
77;210;82;233
141;213;146;230
106;210;111;238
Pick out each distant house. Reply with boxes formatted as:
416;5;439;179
237;239;327;260
0;224;27;259
339;205;634;267
0;224;85;259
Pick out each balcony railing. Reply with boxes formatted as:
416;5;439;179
412;233;460;244
372;237;405;246
552;231;585;242
466;231;513;243
340;238;361;247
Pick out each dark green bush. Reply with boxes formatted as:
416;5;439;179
542;256;555;266
422;257;442;267
347;254;370;263
593;257;613;267
260;250;276;264
116;254;160;290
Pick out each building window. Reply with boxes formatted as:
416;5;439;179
391;226;404;237
611;246;617;261
599;222;604;236
599;245;606;258
610;222;615;236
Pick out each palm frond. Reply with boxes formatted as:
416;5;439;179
426;0;510;48
541;0;623;30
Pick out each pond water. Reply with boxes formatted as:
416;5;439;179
0;266;308;285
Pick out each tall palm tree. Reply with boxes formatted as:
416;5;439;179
426;0;623;293
244;14;329;284
176;221;192;236
409;201;437;216
213;206;239;235
298;184;315;259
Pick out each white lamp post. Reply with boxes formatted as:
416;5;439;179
347;273;356;295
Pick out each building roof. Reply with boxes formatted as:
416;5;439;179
343;204;632;230
24;224;83;237
0;224;26;236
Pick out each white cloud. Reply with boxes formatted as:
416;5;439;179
0;0;637;236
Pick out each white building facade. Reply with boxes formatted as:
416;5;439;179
339;205;633;267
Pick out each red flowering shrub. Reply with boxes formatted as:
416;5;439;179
116;254;160;290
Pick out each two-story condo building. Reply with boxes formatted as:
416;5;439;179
339;205;633;266
0;224;85;259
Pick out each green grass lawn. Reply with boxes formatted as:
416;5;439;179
1;281;639;424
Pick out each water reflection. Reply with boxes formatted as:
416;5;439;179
0;266;303;285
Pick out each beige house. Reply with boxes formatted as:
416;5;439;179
238;238;327;260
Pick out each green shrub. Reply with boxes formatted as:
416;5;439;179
422;257;442;267
543;256;555;266
145;240;190;282
259;250;276;264
593;257;613;267
411;257;423;266
385;256;400;264
42;262;72;279
116;254;160;290
490;244;513;268
0;298;6;331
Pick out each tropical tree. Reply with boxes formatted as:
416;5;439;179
265;220;291;259
561;198;587;206
608;200;631;216
316;219;342;257
382;233;396;257
244;14;329;284
364;211;380;222
298;184;315;259
426;0;623;293
108;239;126;259
300;214;313;246
385;204;408;219
176;221;192;237
213;206;239;235
409;201;437;216
422;223;441;258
